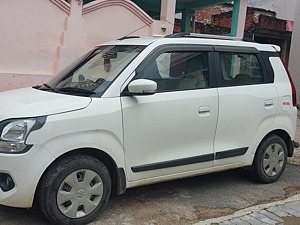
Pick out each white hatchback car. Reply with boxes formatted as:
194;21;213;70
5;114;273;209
0;33;298;224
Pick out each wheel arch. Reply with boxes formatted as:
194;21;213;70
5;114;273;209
34;148;126;207
259;129;293;157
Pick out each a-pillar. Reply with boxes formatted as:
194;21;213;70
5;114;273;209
289;1;300;101
55;0;87;73
231;0;247;37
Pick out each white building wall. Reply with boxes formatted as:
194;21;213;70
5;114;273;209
248;0;296;21
248;0;274;11
274;0;296;21
288;1;300;102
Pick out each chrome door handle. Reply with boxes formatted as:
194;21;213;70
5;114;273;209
198;106;211;113
265;99;273;107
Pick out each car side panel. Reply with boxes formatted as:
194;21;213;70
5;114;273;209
270;57;297;139
121;89;219;182
214;84;279;166
26;98;126;168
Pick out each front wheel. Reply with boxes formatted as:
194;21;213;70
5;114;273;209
252;134;288;183
38;154;111;225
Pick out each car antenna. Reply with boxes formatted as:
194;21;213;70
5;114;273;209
117;21;152;40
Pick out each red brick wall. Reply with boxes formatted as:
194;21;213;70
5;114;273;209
211;11;232;28
210;7;286;31
175;4;288;34
210;10;259;29
195;4;232;24
258;15;286;31
245;10;255;29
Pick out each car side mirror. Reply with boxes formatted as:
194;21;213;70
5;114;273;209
127;79;157;95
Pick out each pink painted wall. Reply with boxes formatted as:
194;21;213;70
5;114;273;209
0;0;67;76
0;0;68;91
83;1;153;46
0;73;53;92
0;0;176;92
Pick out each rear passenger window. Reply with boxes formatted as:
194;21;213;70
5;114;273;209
219;53;264;86
135;51;209;92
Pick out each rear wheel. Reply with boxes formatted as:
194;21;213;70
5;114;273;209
38;154;111;225
252;135;288;183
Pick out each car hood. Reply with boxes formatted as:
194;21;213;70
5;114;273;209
0;87;92;121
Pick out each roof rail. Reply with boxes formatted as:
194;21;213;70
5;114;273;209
117;36;140;41
165;33;190;38
165;32;256;42
270;44;281;52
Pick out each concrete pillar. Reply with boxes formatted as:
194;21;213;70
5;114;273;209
159;0;176;35
181;10;193;33
231;0;247;37
55;0;87;72
160;0;176;24
288;1;300;102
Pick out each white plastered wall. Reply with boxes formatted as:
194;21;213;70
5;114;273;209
288;1;300;102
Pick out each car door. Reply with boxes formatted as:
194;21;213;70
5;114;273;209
213;47;278;166
120;45;219;182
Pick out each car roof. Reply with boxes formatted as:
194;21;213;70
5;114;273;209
100;35;278;52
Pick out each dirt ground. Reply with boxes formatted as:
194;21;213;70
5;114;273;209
282;216;300;225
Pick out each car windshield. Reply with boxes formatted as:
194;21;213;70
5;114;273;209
41;45;145;96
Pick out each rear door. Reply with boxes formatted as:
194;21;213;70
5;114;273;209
213;47;278;166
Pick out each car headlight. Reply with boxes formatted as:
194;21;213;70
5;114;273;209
0;117;46;153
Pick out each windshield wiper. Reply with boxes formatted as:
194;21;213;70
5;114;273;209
38;83;57;92
42;83;52;88
57;87;96;95
33;83;55;91
32;84;42;89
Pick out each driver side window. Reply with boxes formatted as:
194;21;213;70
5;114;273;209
136;51;209;92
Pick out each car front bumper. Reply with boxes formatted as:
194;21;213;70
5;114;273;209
0;145;55;208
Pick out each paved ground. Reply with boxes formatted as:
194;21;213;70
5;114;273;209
197;194;300;225
0;112;299;225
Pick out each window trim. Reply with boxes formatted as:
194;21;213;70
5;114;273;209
135;44;214;74
259;51;277;83
213;45;259;54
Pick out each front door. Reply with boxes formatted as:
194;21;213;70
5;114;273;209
121;48;219;181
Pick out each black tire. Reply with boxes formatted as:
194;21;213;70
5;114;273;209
38;154;111;225
252;134;288;183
